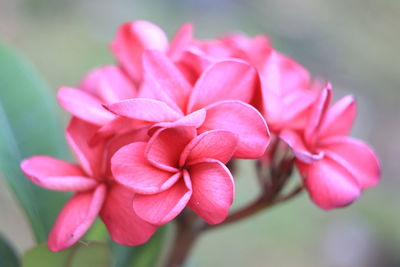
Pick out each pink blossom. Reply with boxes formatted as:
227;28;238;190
156;22;318;133
106;51;270;159
20;118;156;251
111;126;238;225
280;85;380;209
97;21;315;143
58;22;270;157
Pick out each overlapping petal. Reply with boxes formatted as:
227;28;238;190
132;172;192;225
221;34;271;69
20;156;97;192
187;60;258;112
304;157;360;210
320;137;380;188
149;109;206;135
80;66;136;104
66;118;104;178
58;87;115;126
318;95;356;139
48;185;106;251
168;23;193;60
188;159;234;224
304;85;332;144
280;130;323;164
89;116;147;147
142;51;192;111
106;98;183;122
146;127;196;170
111;21;168;83
100;185;157;245
180;130;238;165
199;100;270;158
112;142;179;194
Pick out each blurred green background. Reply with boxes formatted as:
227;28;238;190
0;0;399;266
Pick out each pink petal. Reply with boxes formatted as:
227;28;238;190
106;98;183;122
149;109;206;135
80;66;136;104
278;53;310;92
199;100;270;158
103;125;152;177
260;51;285;98
133;171;192;225
280;90;316;123
48;185;106;251
265;90;315;133
180;130;238;166
175;48;215;83
141;50;192;111
112;142;179;194
89;116;147;147
320;137;380;189
319;95;356;138
304;85;332;145
221;34;271;69
304;157;361;210
111;21;168;83
105;125;152;160
66;118;104;178
20;156;97;192
280;130;323;164
146;126;196;171
260;52;310;93
57;87;115;126
168;23;193;60
100;184;157;245
188;159;234;224
187;60;258;112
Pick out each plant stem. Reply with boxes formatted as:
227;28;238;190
164;210;203;267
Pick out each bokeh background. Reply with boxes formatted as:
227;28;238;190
1;0;399;266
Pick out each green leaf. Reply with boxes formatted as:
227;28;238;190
131;226;168;267
110;243;136;267
0;234;20;267
111;225;168;267
0;41;70;243
22;242;112;267
83;219;108;242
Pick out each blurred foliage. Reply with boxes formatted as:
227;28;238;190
0;41;70;243
110;225;168;267
22;242;111;267
0;234;20;267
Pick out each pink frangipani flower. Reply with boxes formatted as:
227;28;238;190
111;125;237;225
20;118;156;251
106;51;270;159
280;85;380;209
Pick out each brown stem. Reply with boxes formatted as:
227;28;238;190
202;195;274;231
276;184;303;202
164;210;203;267
202;152;299;232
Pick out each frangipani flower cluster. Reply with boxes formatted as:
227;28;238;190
20;21;380;251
